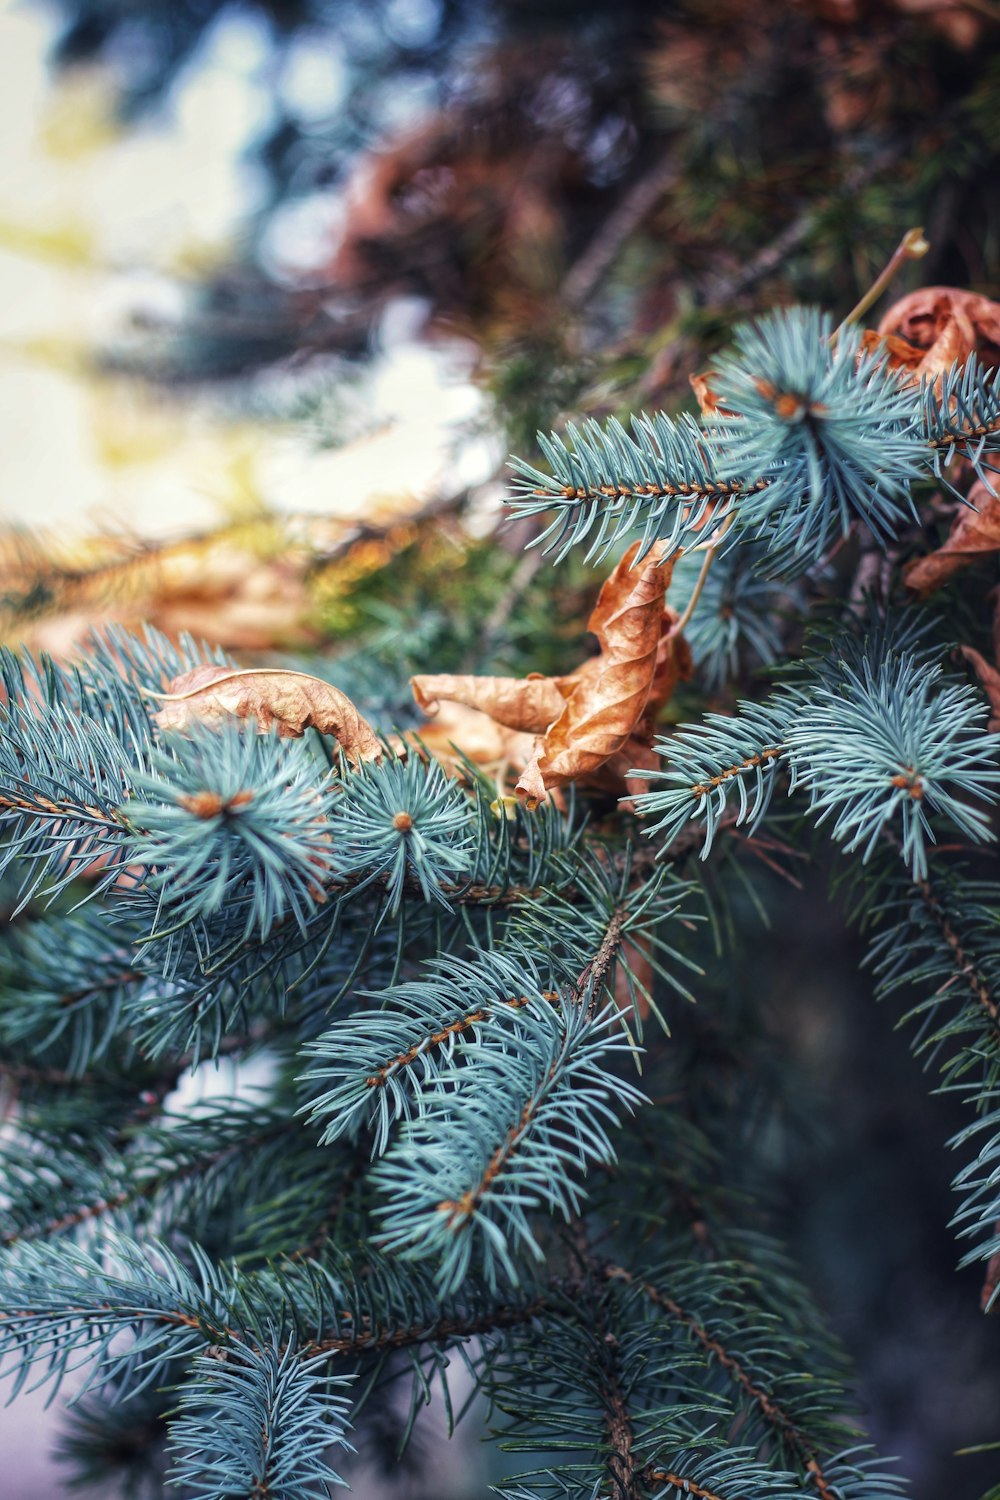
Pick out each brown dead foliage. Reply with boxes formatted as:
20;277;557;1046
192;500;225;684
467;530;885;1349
152;665;383;765
411;543;691;808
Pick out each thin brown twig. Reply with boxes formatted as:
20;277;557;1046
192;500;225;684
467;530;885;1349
831;226;929;346
564;156;680;312
644;1471;727;1500
568;1220;639;1500
604;1264;837;1500
916;875;1000;1033
698;149;900;309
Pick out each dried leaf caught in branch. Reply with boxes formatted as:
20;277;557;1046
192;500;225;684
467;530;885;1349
152;665;383;764
690;370;722;417
409;543;689;807
876;286;1000;377
903;481;1000;597
399;701;538;783
410;673;567;734
960;646;1000;732
516;543;686;808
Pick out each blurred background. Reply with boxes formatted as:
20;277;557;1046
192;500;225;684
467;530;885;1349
2;0;1000;1494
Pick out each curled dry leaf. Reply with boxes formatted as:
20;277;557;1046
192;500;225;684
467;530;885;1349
690;370;722;417
515;543;686;808
409;542;690;808
958;585;1000;733
399;700;537;781
903;481;1000;597
411;673;566;734
876;286;1000;378
151;665;383;765
960;646;1000;733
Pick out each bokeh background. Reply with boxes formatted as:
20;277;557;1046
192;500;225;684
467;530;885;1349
2;0;1000;1494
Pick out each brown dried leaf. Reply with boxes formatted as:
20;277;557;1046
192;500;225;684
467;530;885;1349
903;481;1000;597
579;736;663;808
690;370;722;417
960;646;1000;733
407;544;689;807
515;543;683;807
877;286;1000;375
858;328;927;373
152;665;383;764
399;701;537;779
615;934;656;1024
410;672;566;734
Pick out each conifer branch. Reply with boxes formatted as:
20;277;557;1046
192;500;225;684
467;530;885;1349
604;1264;836;1500
307;1294;551;1358
570;904;627;1017
916;875;1000;1034
1;1118;295;1248
646;1471;726;1500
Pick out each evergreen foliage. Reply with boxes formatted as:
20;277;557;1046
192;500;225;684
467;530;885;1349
6;291;1000;1499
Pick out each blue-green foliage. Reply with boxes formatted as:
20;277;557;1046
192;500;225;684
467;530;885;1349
850;858;1000;1288
921;352;1000;496
709;310;923;567
0;904;141;1077
328;752;475;912
0;627;225;907
303;949;552;1152
487;1251;906;1500
509;306;1000;582
509;409;725;564
0;1234;230;1401
636;632;1000;880
634;699;789;856
5;295;1000;1497
671;544;797;689
506;849;703;1030
128;726;336;943
785;645;1000;879
372;996;644;1292
169;1337;353;1500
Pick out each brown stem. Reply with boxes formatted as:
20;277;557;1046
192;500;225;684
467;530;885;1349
604;1264;837;1500
832;226;929;345
0;790;127;829
306;1295;550;1358
916;877;1000;1034
672;515;736;637
569;1221;638;1499
571;905;627;1019
564;156;680;311
1;1120;293;1248
363;991;554;1090
645;1471;727;1500
689;748;783;800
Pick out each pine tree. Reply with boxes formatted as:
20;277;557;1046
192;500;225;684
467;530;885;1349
5;273;1000;1497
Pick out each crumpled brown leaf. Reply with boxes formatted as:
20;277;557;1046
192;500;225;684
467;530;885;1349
399;700;538;783
875;286;1000;379
689;370;723;417
411;542;691;808
961;644;1000;733
152;665;383;764
411;673;567;734
903;481;1000;597
959;584;1000;733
